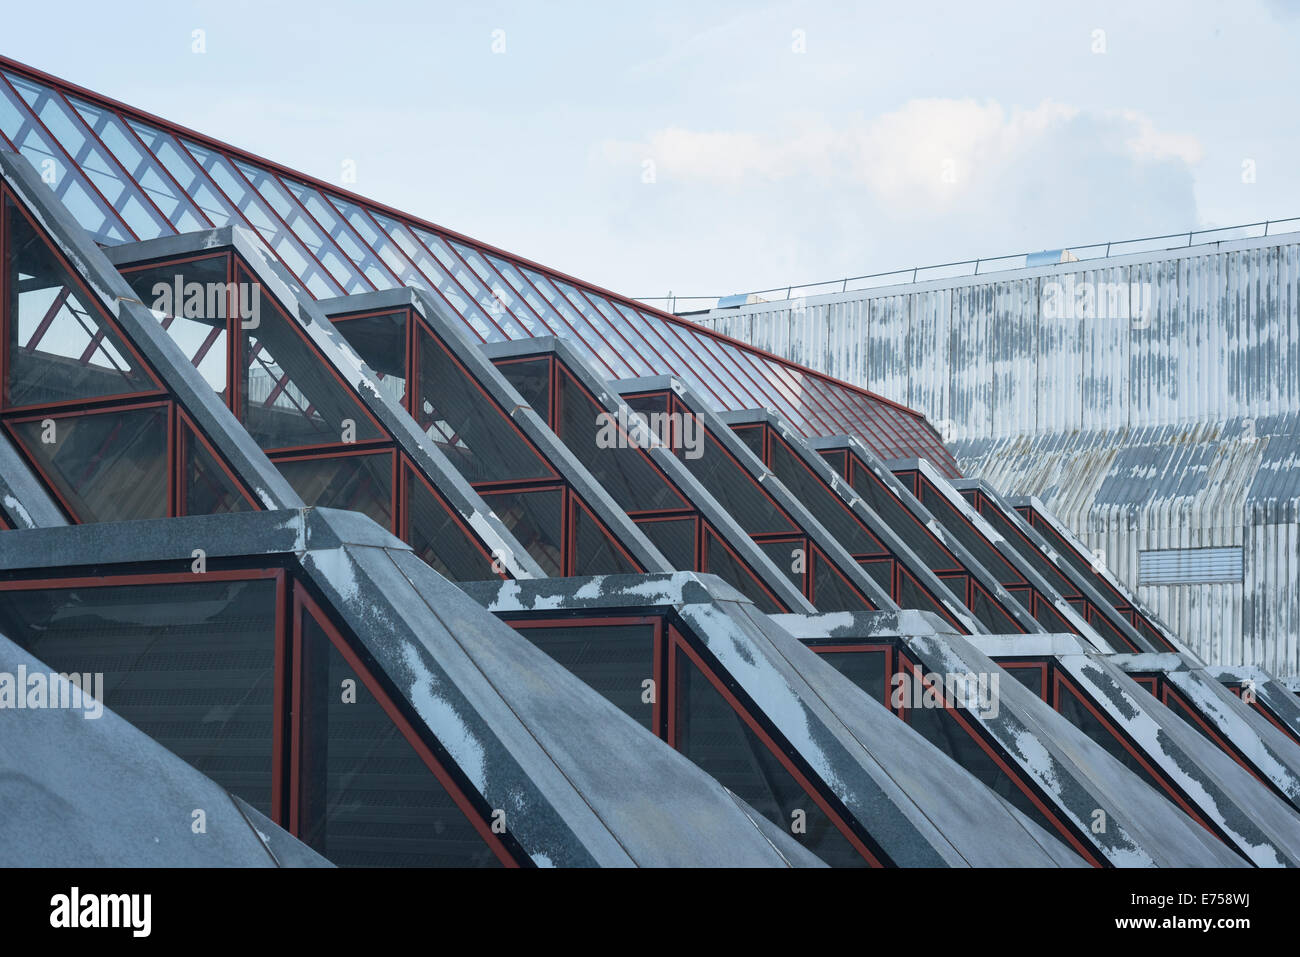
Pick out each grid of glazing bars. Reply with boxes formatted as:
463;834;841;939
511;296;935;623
0;55;958;475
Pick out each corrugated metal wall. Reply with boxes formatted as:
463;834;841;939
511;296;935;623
698;234;1300;675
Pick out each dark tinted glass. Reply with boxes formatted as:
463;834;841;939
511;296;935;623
731;423;764;457
976;496;1078;597
847;459;956;570
297;609;502;866
896;567;953;621
818;649;890;707
637;516;696;570
758;538;805;594
493;356;551;425
970;582;1028;633
0;578;278;814
331;311;409;409
405;465;500;581
1002;663;1045;699
553;368;686;513
705;530;783;613
859;558;893;592
277;451;394;531
768;436;883;556
572;502;642;575
416;327;552;483
675;646;868;866
481;488;564;576
916;478;1024;583
680;431;797;536
512;622;657;731
900;674;1076;856
1056;681;1171;796
180;418;253;515
811;550;875;611
5;195;158;407
10;404;167;522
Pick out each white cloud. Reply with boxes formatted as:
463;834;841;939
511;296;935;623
599;98;1204;216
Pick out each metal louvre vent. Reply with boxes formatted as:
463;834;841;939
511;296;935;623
1139;547;1243;585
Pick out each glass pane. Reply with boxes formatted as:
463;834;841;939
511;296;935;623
703;529;783;614
637;516;695;571
0;578;279;814
811;550;874;612
297;606;502;867
768;436;883;556
512;622;657;731
179;418;253;516
848;459;957;570
681;431;798;537
10;405;167;523
917;479;1023;583
1003;665;1045;699
481;488;563;576
404;464;500;581
758;539;805;595
554;367;687;513
571;502;641;575
675;645;867;866
331;311;408;409
4;194;157;406
731;424;764;458
276;452;394;532
237;266;382;451
415;326;553;484
493;357;550;425
121;254;230;397
900;669;1074;856
818;649;890;707
1056;681;1171;798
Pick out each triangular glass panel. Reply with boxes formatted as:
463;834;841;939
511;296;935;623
8;403;168;523
234;263;382;451
296;595;505;867
4;190;160;408
178;411;255;516
414;325;555;484
403;462;502;581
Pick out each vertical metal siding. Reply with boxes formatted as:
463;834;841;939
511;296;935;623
698;234;1300;675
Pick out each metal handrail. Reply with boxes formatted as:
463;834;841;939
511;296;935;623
640;217;1300;314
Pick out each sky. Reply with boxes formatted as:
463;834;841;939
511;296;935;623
6;0;1300;306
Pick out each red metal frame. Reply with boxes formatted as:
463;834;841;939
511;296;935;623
1;52;960;473
965;488;1143;654
1050;669;1220;838
0;568;287;819
893;650;1102;867
668;625;884;866
1159;681;1271;788
290;582;517;867
0;185;165;412
400;457;507;580
508;615;665;736
811;643;894;709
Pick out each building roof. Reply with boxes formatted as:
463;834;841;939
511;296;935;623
0;54;956;474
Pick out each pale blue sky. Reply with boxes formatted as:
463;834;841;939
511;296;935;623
6;0;1300;301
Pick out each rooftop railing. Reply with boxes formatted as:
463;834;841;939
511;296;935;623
640;217;1300;315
